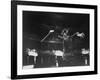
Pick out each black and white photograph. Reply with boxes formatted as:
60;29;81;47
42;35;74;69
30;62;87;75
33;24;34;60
23;11;89;68
11;1;97;79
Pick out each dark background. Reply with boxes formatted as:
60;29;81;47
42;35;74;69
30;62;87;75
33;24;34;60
23;11;89;49
22;11;89;66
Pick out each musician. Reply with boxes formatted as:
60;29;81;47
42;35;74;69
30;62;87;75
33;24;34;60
58;28;72;53
58;28;70;40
